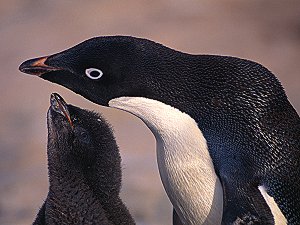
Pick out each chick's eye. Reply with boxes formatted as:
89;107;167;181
78;130;91;143
85;68;103;79
74;127;91;144
80;132;89;142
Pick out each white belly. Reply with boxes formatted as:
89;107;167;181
109;97;223;225
259;186;287;225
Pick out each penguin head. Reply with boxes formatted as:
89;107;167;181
20;36;287;119
20;36;168;105
47;93;122;192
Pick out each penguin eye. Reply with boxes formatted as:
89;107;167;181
74;127;91;144
79;132;90;144
85;68;103;80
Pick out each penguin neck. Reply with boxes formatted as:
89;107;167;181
46;142;83;191
109;97;223;225
46;137;134;225
46;144;107;223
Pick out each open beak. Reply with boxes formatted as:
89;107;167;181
19;56;61;76
50;93;73;127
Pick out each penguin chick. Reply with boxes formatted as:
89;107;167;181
33;93;135;225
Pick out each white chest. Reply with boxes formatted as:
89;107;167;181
109;97;223;225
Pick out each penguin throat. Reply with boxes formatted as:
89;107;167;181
109;97;223;225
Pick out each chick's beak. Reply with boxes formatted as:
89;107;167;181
50;93;73;127
19;56;61;76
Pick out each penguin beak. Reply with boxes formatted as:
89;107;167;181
19;56;61;76
50;93;73;127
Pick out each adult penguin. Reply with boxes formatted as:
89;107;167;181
20;36;299;224
33;93;135;225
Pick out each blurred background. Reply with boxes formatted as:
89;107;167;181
0;0;299;224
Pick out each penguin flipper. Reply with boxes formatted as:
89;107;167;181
222;180;274;225
173;208;184;225
32;202;46;225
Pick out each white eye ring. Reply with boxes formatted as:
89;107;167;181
85;68;103;80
